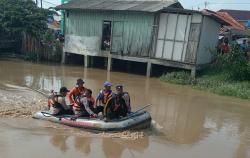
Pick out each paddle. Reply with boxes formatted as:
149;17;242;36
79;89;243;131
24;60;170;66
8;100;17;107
132;104;151;114
115;104;151;121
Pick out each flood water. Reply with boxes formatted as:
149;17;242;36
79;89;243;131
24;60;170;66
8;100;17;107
0;58;250;158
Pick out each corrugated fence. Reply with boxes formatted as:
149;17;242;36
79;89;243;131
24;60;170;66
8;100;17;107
21;33;62;62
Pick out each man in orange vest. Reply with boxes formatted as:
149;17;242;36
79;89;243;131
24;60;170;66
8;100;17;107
68;78;86;109
73;89;97;118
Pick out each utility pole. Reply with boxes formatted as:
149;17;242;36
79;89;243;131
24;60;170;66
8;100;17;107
40;0;43;8
204;1;209;9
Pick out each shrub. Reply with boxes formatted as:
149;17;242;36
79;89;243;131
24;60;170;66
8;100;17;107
24;52;38;61
213;49;250;81
160;71;193;85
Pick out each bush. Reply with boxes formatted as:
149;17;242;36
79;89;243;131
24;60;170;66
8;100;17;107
24;52;38;61
160;71;193;85
159;48;250;99
213;49;250;81
194;80;250;99
42;30;55;45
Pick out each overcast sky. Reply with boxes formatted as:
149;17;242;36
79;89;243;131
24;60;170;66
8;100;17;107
40;0;250;11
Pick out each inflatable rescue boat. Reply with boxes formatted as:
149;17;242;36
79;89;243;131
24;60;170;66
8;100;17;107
33;110;151;131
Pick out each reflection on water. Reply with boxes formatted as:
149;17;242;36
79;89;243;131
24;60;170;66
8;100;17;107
151;95;210;144
50;135;69;152
74;136;92;155
0;59;250;158
49;134;149;158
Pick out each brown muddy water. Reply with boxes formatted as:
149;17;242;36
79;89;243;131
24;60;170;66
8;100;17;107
0;58;249;158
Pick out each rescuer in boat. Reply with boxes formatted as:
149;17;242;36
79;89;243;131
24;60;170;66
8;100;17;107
68;78;86;110
105;87;128;120
96;81;115;114
48;87;73;116
73;89;98;118
115;85;131;113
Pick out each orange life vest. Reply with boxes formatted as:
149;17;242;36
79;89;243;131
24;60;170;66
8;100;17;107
73;96;95;112
68;87;86;104
102;90;113;105
48;91;63;109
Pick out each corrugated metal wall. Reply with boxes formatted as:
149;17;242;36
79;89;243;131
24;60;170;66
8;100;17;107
154;13;203;64
196;16;220;65
65;10;154;56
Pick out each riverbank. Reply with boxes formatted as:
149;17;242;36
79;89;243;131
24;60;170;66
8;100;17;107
160;67;250;100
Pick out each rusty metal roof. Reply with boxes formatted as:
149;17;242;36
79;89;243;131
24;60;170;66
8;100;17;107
202;9;246;30
55;0;182;12
218;9;250;21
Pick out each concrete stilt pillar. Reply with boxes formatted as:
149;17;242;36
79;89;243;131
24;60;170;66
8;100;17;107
84;67;87;79
107;55;112;71
146;61;152;77
84;55;88;68
191;67;196;78
106;71;111;81
61;51;66;64
90;56;94;67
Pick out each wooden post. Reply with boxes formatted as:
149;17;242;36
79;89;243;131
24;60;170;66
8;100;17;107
146;61;152;77
84;67;88;79
40;0;43;8
106;71;111;81
61;51;66;64
84;55;89;68
90;56;94;67
191;67;196;78
107;55;112;71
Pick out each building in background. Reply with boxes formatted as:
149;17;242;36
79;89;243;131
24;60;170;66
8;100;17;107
218;9;250;29
47;11;61;31
56;0;226;77
203;9;246;41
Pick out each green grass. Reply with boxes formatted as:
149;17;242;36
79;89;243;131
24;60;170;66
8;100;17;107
160;68;250;100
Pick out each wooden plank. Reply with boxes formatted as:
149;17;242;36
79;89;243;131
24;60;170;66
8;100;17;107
150;58;194;70
181;15;191;62
171;14;180;60
161;13;169;58
184;23;201;63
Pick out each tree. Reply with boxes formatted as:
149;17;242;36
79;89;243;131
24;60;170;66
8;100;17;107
0;0;49;39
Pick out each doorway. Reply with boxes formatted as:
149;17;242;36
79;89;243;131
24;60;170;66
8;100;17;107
101;21;112;51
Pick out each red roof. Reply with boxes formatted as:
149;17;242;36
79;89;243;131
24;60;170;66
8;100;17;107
202;9;246;30
217;12;246;30
218;9;250;21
